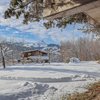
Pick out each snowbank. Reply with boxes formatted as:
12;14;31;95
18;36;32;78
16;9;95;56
69;57;80;63
0;82;58;100
0;61;99;100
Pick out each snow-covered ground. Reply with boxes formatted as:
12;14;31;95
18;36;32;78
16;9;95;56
0;61;100;100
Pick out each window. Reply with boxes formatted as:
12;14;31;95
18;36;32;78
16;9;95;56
42;53;47;56
28;53;31;56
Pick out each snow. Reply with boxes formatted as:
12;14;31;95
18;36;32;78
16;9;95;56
69;57;80;63
29;56;49;60
0;61;100;100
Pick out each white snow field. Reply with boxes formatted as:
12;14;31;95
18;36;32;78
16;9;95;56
0;61;100;100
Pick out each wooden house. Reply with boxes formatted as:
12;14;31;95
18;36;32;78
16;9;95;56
21;50;49;63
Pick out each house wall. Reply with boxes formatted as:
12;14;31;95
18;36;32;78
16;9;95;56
21;51;48;58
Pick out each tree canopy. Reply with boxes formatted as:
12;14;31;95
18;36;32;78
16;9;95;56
4;0;88;24
4;0;100;35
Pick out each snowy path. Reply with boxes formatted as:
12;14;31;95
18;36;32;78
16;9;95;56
0;61;99;100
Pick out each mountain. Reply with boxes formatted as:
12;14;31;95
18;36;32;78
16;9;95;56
1;41;60;62
23;41;60;52
2;41;60;53
47;44;60;48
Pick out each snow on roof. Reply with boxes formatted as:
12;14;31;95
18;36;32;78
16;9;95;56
22;50;48;54
44;0;100;25
43;0;96;18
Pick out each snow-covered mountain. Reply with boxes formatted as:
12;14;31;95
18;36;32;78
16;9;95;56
3;41;60;53
22;41;60;52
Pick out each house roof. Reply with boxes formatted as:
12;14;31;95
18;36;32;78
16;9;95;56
43;0;100;24
21;50;48;54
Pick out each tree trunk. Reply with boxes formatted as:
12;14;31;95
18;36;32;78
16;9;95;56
48;49;51;64
2;56;6;69
0;46;6;69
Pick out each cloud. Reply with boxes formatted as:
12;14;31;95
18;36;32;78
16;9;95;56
0;0;87;44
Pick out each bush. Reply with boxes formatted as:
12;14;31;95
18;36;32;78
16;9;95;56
69;57;80;63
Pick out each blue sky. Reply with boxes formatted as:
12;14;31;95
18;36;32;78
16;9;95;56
0;0;91;44
0;24;87;44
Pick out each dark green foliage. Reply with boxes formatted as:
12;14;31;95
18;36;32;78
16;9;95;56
4;0;88;26
79;24;100;36
43;13;88;29
4;0;43;24
4;0;100;35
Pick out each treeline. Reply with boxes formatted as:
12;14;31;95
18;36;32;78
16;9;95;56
60;37;100;62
